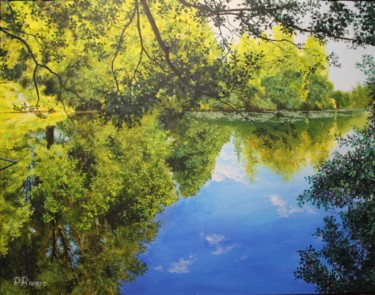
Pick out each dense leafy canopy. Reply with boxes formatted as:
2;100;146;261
298;115;374;209
295;209;375;294
0;114;177;293
1;1;374;125
204;29;335;111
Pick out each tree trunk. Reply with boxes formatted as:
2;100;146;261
45;125;55;149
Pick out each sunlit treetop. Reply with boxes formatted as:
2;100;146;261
1;0;374;125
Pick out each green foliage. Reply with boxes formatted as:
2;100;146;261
0;113;67;256
304;74;335;110
295;211;375;293
332;90;352;109
2;1;372;122
167;117;231;197
0;107;370;292
298;111;375;209
295;51;375;293
204;28;337;111
331;84;372;109
261;73;303;110
181;110;367;182
0;0;225;125
350;84;373;108
0;114;178;293
296;106;375;292
238;113;366;181
0;197;30;256
31;145;87;225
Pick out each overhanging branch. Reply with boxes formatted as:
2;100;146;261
111;7;136;94
139;0;190;87
0;26;83;109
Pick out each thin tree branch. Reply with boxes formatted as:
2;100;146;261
132;2;144;82
32;65;41;107
139;0;191;87
272;18;357;44
111;7;136;94
177;0;296;17
0;26;83;108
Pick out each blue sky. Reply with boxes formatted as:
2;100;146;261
121;141;328;294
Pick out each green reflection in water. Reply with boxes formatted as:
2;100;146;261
183;110;368;181
295;111;375;293
0;110;368;293
166;117;232;197
1;113;177;294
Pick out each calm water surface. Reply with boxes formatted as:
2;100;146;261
122;110;367;294
0;110;367;294
124;142;321;294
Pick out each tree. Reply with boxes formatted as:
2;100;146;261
295;209;375;294
350;83;373;109
207;26;337;111
298;110;374;209
0;112;67;256
332;90;352;109
295;53;375;292
295;108;375;292
261;73;303;110
304;74;335;110
0;115;179;293
166;116;231;197
1;1;374;125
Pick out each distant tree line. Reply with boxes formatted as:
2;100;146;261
202;26;372;112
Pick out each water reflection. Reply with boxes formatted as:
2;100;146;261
167;110;367;183
166;118;231;197
1;114;177;293
0;110;368;293
122;141;322;294
295;112;375;293
295;201;375;293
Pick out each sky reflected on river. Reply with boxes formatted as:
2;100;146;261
122;139;326;295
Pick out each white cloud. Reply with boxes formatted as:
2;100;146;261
205;233;226;245
211;141;249;184
154;265;163;272
240;255;248;261
219;146;238;162
212;163;248;184
168;256;195;274
268;194;305;218
269;194;286;207
212;244;238;256
205;233;237;256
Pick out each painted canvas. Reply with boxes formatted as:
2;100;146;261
1;0;374;294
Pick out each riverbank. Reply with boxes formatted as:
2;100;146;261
187;108;368;122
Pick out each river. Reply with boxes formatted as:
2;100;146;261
0;110;368;294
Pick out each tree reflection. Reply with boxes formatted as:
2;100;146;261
235;112;367;180
0;114;177;293
166;116;231;197
0;110;369;293
295;202;375;294
295;110;375;293
0;113;66;257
